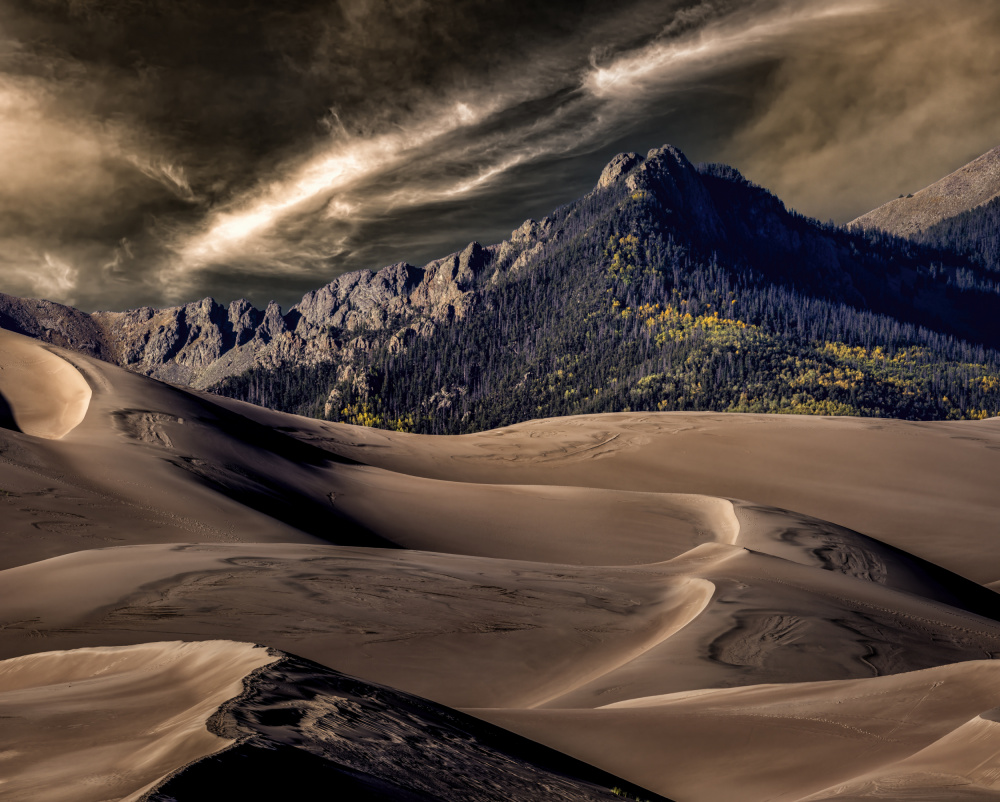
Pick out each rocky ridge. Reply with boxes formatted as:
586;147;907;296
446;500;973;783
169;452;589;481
851;145;1000;237
0;143;644;391
2;142;996;399
0;237;536;390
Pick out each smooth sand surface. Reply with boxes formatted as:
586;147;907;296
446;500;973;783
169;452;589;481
475;661;1000;802
1;330;999;800
0;543;715;709
0;641;274;802
0;329;91;439
800;710;1000;800
239;407;1000;583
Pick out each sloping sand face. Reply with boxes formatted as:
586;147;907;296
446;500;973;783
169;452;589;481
0;641;275;802
260;410;1000;584
0;337;997;801
0;329;91;439
145;651;671;802
475;661;1000;802
0;543;715;710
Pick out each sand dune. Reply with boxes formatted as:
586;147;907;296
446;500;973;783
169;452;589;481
0;330;999;800
0;533;997;711
0;641;274;802
0;542;715;709
476;661;1000;802
801;709;1000;800
145;649;671;802
249;408;1000;583
0;329;91;439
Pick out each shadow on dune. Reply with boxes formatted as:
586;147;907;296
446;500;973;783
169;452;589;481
168;453;393;549
143;651;672;802
0;392;21;434
201;397;365;469
110;386;391;548
179;398;393;548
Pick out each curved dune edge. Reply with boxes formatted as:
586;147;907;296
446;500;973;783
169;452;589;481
0;329;92;439
0;641;276;802
0;542;720;710
799;709;1000;800
526;576;716;709
472;661;1000;802
326;467;743;564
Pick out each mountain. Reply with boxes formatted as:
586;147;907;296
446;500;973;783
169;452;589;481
851;145;1000;237
0;244;492;390
2;145;999;432
912;194;1000;274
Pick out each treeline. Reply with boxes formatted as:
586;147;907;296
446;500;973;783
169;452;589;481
212;163;1000;433
913;195;1000;276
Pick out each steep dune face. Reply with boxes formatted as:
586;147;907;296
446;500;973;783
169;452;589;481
0;337;998;801
0;642;275;802
0;329;91;439
144;651;672;802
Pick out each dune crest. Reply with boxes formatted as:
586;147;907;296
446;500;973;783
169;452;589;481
0;641;275;802
0;330;91;439
0;337;996;800
474;661;1000;802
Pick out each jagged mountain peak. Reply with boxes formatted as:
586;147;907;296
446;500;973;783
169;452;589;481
1;142;998;428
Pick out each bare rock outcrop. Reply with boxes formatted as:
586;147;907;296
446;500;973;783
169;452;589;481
596;151;643;189
0;239;499;390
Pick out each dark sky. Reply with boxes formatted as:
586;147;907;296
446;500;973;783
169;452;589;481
2;0;999;311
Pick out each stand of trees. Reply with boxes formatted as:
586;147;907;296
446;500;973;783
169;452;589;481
213;162;1000;433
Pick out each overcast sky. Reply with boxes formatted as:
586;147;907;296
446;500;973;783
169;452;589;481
2;0;999;311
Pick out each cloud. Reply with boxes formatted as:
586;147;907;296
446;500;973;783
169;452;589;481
126;157;197;202
2;0;999;310
161;0;892;296
0;247;80;306
723;0;1000;221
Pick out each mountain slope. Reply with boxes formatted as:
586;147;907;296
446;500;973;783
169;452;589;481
216;147;1000;430
851;145;1000;237
2;145;999;432
913;193;1000;275
0;242;498;390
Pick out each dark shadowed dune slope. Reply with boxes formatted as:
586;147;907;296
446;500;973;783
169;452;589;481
144;650;670;802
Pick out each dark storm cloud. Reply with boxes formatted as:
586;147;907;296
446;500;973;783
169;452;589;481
0;0;679;307
724;0;1000;222
1;0;998;310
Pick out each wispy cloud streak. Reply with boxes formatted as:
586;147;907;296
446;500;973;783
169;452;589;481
164;1;889;289
2;0;999;309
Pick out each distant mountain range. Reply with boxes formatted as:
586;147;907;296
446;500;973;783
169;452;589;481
2;144;999;430
851;145;1000;237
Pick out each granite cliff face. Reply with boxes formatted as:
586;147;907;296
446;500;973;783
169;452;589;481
0;234;542;389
